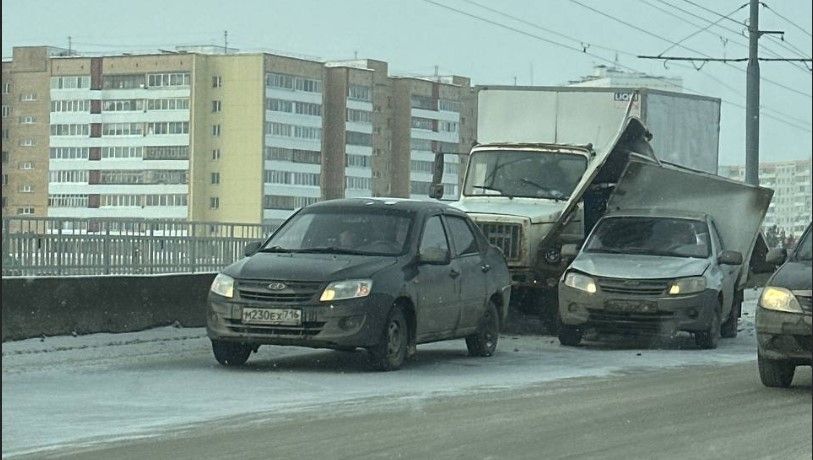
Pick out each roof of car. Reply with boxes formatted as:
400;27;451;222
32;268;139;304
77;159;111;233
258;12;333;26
603;208;709;221
305;197;466;215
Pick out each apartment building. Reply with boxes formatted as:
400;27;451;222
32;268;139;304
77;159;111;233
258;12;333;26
1;45;477;226
719;159;812;237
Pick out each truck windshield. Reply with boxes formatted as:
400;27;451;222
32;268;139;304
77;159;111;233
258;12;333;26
463;150;587;200
584;217;711;259
793;225;812;261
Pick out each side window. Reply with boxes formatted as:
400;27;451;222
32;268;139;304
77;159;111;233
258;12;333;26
445;216;479;256
709;220;723;253
420;216;450;256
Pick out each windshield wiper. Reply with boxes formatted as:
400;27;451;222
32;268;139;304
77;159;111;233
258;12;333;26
257;245;293;253
520;178;566;201
471;184;509;197
298;246;372;256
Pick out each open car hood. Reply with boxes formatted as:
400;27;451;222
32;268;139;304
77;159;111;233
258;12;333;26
606;158;774;287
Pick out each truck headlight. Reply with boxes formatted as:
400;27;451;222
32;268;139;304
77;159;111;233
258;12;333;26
210;273;235;298
667;277;706;295
759;286;802;313
320;279;373;302
564;272;597;294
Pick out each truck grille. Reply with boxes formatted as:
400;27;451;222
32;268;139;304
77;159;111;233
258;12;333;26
597;277;670;296
237;280;323;303
477;222;523;262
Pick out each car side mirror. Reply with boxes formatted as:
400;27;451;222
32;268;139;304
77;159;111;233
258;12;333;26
243;241;263;257
561;243;581;259
765;248;787;266
718;250;743;265
418;247;449;265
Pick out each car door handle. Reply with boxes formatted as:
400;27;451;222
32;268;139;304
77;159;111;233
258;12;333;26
481;264;491;273
449;268;461;278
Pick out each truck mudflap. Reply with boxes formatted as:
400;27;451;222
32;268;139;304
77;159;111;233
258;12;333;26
606;158;774;289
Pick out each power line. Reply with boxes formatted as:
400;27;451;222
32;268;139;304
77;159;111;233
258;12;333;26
420;0;811;132
645;0;811;73
569;0;811;98
761;3;813;38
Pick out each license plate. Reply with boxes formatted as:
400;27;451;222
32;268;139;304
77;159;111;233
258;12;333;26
241;308;301;325
605;300;657;313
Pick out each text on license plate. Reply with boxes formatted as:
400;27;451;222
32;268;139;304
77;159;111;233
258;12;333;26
242;308;301;325
605;300;657;313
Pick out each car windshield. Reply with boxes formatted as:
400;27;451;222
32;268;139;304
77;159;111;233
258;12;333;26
463;150;588;200
585;217;711;258
263;208;413;256
794;225;812;261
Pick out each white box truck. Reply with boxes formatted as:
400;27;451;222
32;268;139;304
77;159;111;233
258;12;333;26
430;86;723;331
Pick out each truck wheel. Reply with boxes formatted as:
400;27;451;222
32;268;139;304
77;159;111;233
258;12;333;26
466;303;500;357
721;293;741;338
758;353;795;388
694;304;721;349
558;325;583;346
212;340;252;366
368;306;407;371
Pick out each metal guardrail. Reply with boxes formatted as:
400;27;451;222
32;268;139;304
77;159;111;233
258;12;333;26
2;217;277;277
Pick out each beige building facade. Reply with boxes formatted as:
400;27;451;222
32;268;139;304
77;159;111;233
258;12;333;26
1;46;477;226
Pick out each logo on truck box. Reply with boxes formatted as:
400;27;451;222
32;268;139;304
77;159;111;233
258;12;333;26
613;91;640;102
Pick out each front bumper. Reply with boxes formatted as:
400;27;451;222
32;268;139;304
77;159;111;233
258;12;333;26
558;284;719;336
756;307;813;363
206;293;391;349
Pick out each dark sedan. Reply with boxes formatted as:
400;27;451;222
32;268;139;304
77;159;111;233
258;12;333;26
207;198;511;371
756;221;812;387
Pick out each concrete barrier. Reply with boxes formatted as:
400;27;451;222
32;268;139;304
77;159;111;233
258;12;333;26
2;273;217;342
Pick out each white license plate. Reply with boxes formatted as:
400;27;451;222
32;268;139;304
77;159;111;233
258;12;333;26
241;308;301;325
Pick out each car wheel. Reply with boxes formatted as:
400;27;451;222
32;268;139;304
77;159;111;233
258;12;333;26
368;306;408;371
694;303;721;349
466;302;500;357
720;293;741;339
211;340;252;366
758;353;795;388
558;325;583;346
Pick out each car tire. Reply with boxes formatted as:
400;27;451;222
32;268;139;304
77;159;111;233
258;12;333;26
694;303;721;349
466;302;500;357
721;292;741;339
212;340;252;367
558;325;583;347
758;353;795;388
368;306;408;371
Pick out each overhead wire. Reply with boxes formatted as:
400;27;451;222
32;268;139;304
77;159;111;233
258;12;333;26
568;0;811;98
421;0;811;132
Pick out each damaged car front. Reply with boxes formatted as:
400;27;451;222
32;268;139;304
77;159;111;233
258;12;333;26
558;210;742;349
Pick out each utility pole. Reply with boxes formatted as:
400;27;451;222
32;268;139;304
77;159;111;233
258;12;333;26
745;0;760;185
68;36;72;56
224;30;228;54
638;0;809;186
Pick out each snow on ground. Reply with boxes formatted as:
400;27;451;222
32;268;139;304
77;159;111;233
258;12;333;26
2;289;763;458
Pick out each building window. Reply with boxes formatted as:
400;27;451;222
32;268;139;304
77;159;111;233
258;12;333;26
264;170;291;184
101;146;143;159
211;172;220;184
209;197;220;209
103;74;145;90
103;99;144;112
20;93;38;102
147;73;190;88
263;195;317;210
212;149;221;160
50;76;91;89
147;121;188;135
348;84;372;102
51;99;90;112
346;154;371;168
146;98;190;111
346;176;372;190
19;116;36;124
212;100;222;112
49;194;89;207
17;207;35;215
346;108;373;124
50;147;90;160
265;147;321;164
19;184;33;193
292;172;320;186
212;76;223;88
438;99;460;112
410;95;435;110
102;123;143;136
2;83;10;94
19;139;36;147
2;174;7;186
49;170;89;183
266;73;322;93
1;105;9;118
212;124;221;136
51;124;90;136
346;131;372;146
143;145;188;160
2;151;8;163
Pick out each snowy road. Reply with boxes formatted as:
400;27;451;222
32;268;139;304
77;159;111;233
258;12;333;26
2;289;806;458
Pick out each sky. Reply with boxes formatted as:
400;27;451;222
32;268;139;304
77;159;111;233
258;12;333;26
2;0;811;166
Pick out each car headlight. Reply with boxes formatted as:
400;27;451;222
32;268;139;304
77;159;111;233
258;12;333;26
564;272;597;294
320;279;373;302
210;273;235;298
759;286;802;313
667;277;706;295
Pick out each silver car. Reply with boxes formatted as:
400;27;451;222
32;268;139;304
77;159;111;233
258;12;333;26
558;209;744;349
